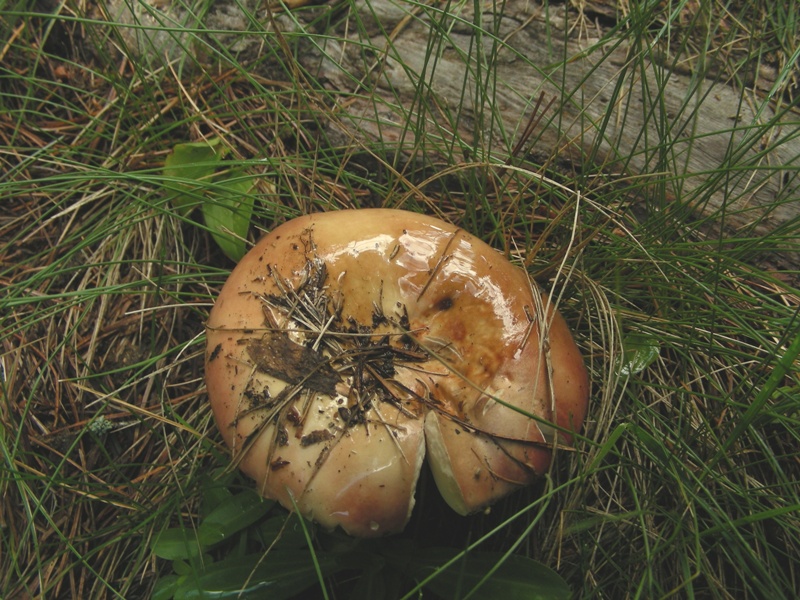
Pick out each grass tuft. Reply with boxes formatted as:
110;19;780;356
1;0;798;598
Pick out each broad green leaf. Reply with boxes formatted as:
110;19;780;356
172;559;192;576
199;473;235;517
202;172;255;262
618;333;660;376
173;550;339;600
257;514;310;551
163;138;225;216
408;548;570;600
151;528;203;561
197;490;273;547
151;574;181;600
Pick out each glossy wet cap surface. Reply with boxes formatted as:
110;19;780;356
205;209;588;536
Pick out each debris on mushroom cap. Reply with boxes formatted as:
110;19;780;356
205;209;589;537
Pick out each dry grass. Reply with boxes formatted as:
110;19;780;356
1;0;799;598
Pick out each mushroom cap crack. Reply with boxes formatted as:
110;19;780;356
205;209;589;537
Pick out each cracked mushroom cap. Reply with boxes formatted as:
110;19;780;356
205;209;588;537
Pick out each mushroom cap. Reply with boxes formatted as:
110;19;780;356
205;209;588;536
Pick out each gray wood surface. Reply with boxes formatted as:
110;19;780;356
109;0;800;269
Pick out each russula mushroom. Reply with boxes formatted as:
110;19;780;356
205;209;588;537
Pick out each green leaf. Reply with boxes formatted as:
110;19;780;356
163;138;225;216
197;490;274;548
408;548;570;600
173;550;340;600
257;514;310;551
199;473;235;517
172;559;193;576
618;333;660;376
151;528;203;561
151;574;181;600
202;172;255;262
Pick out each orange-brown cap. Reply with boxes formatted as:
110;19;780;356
205;209;588;536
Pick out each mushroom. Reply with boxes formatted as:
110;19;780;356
205;209;588;537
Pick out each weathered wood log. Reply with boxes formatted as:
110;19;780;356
107;0;800;269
